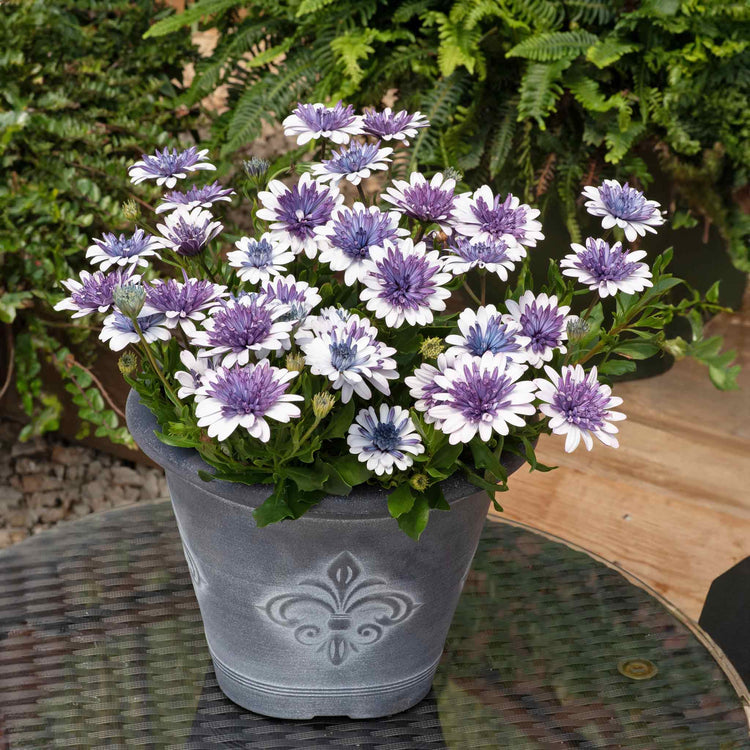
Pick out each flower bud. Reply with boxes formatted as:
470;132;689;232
113;284;146;319
117;352;139;377
443;167;463;184
242;157;270;180
122;199;139;222
285;352;306;373
409;474;430;492
566;316;590;341
420;337;444;359
312;392;336;420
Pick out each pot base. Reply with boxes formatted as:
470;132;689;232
210;649;439;719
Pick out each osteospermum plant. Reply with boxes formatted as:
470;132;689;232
53;101;739;539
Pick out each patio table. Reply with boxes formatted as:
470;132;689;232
0;500;748;748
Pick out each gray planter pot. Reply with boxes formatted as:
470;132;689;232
126;390;524;719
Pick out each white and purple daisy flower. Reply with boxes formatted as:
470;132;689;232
561;238;653;298
504;291;571;367
86;229;161;271
361;107;429;146
311;140;393;186
282;101;363;145
156;181;235;214
143;276;227;336
360;239;452;328
128;147;216;189
99;311;171;352
446;306;530;362
195;361;303;443
405;352;456;426
441;237;524;280
382;172;458;232
582;180;665;242
300;314;398;403
191;295;293;367
174;349;221;400
261;275;321;326
54;268;138;318
347;404;424;476
534;365;626;452
429;352;537;444
453;188;543;249
227;234;295;285
153;206;223;257
316;203;408;285
293;305;354;348
256;173;343;259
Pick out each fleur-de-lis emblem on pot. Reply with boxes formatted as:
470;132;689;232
259;551;418;665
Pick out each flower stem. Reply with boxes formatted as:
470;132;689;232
132;322;178;403
480;272;487;306
463;281;482;306
356;183;368;205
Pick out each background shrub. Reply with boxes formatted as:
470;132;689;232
0;0;200;442
147;0;749;270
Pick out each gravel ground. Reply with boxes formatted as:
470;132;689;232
0;418;168;549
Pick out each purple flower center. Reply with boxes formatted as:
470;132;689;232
464;319;522;357
329;339;359;371
399;183;454;223
374;248;441;311
574;239;640;282
110;312;164;334
598;182;653;221
208;364;291;419
331;210;398;260
451;238;511;264
371;422;400;451
471;194;528;239
553;374;609;431
240;238;276;268
323;141;382;174
72;269;132;309
363;110;426;138
165;216;214;257
448;362;516;423
294;102;357;132
519;303;565;354
208;300;273;349
94;230;152;258
276;182;337;240
146;279;217;316
163;181;233;206
138;147;204;177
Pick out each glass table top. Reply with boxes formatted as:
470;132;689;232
0;500;747;748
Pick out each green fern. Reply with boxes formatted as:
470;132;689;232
518;60;570;127
144;0;238;38
586;36;638;68
507;30;599;61
488;102;517;177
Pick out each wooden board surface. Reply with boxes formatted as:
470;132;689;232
492;287;750;621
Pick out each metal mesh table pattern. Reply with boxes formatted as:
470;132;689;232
0;501;747;749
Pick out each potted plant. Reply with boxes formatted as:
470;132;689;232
52;102;737;719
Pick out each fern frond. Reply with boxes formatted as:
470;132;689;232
507;30;599;62
488;102;517;177
604;121;645;163
296;0;337;17
504;0;564;30
145;0;239;38
517;60;570;128
585;37;638;68
564;0;615;25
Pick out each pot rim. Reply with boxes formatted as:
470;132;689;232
126;389;527;520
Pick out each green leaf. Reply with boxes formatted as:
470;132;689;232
332;454;373;486
614;340;661;360
598;359;637;376
518;60;570;128
253;480;294;527
283;459;330;492
320;398;355;439
469;438;508;483
431;441;463;471
144;0;238;38
0;292;32;323
507;30;599;62
585;37;638;68
388;483;415;518
396;495;430;540
321;464;352;496
520;436;555;472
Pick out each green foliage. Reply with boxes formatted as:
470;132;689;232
151;0;749;268
0;0;200;441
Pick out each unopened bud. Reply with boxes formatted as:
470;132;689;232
122;199;139;222
409;474;430;492
113;284;146;319
420;337;444;359
118;351;139;377
242;157;270;180
663;336;687;359
285;352;306;372
566;316;590;341
312;392;336;420
443;167;463;183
